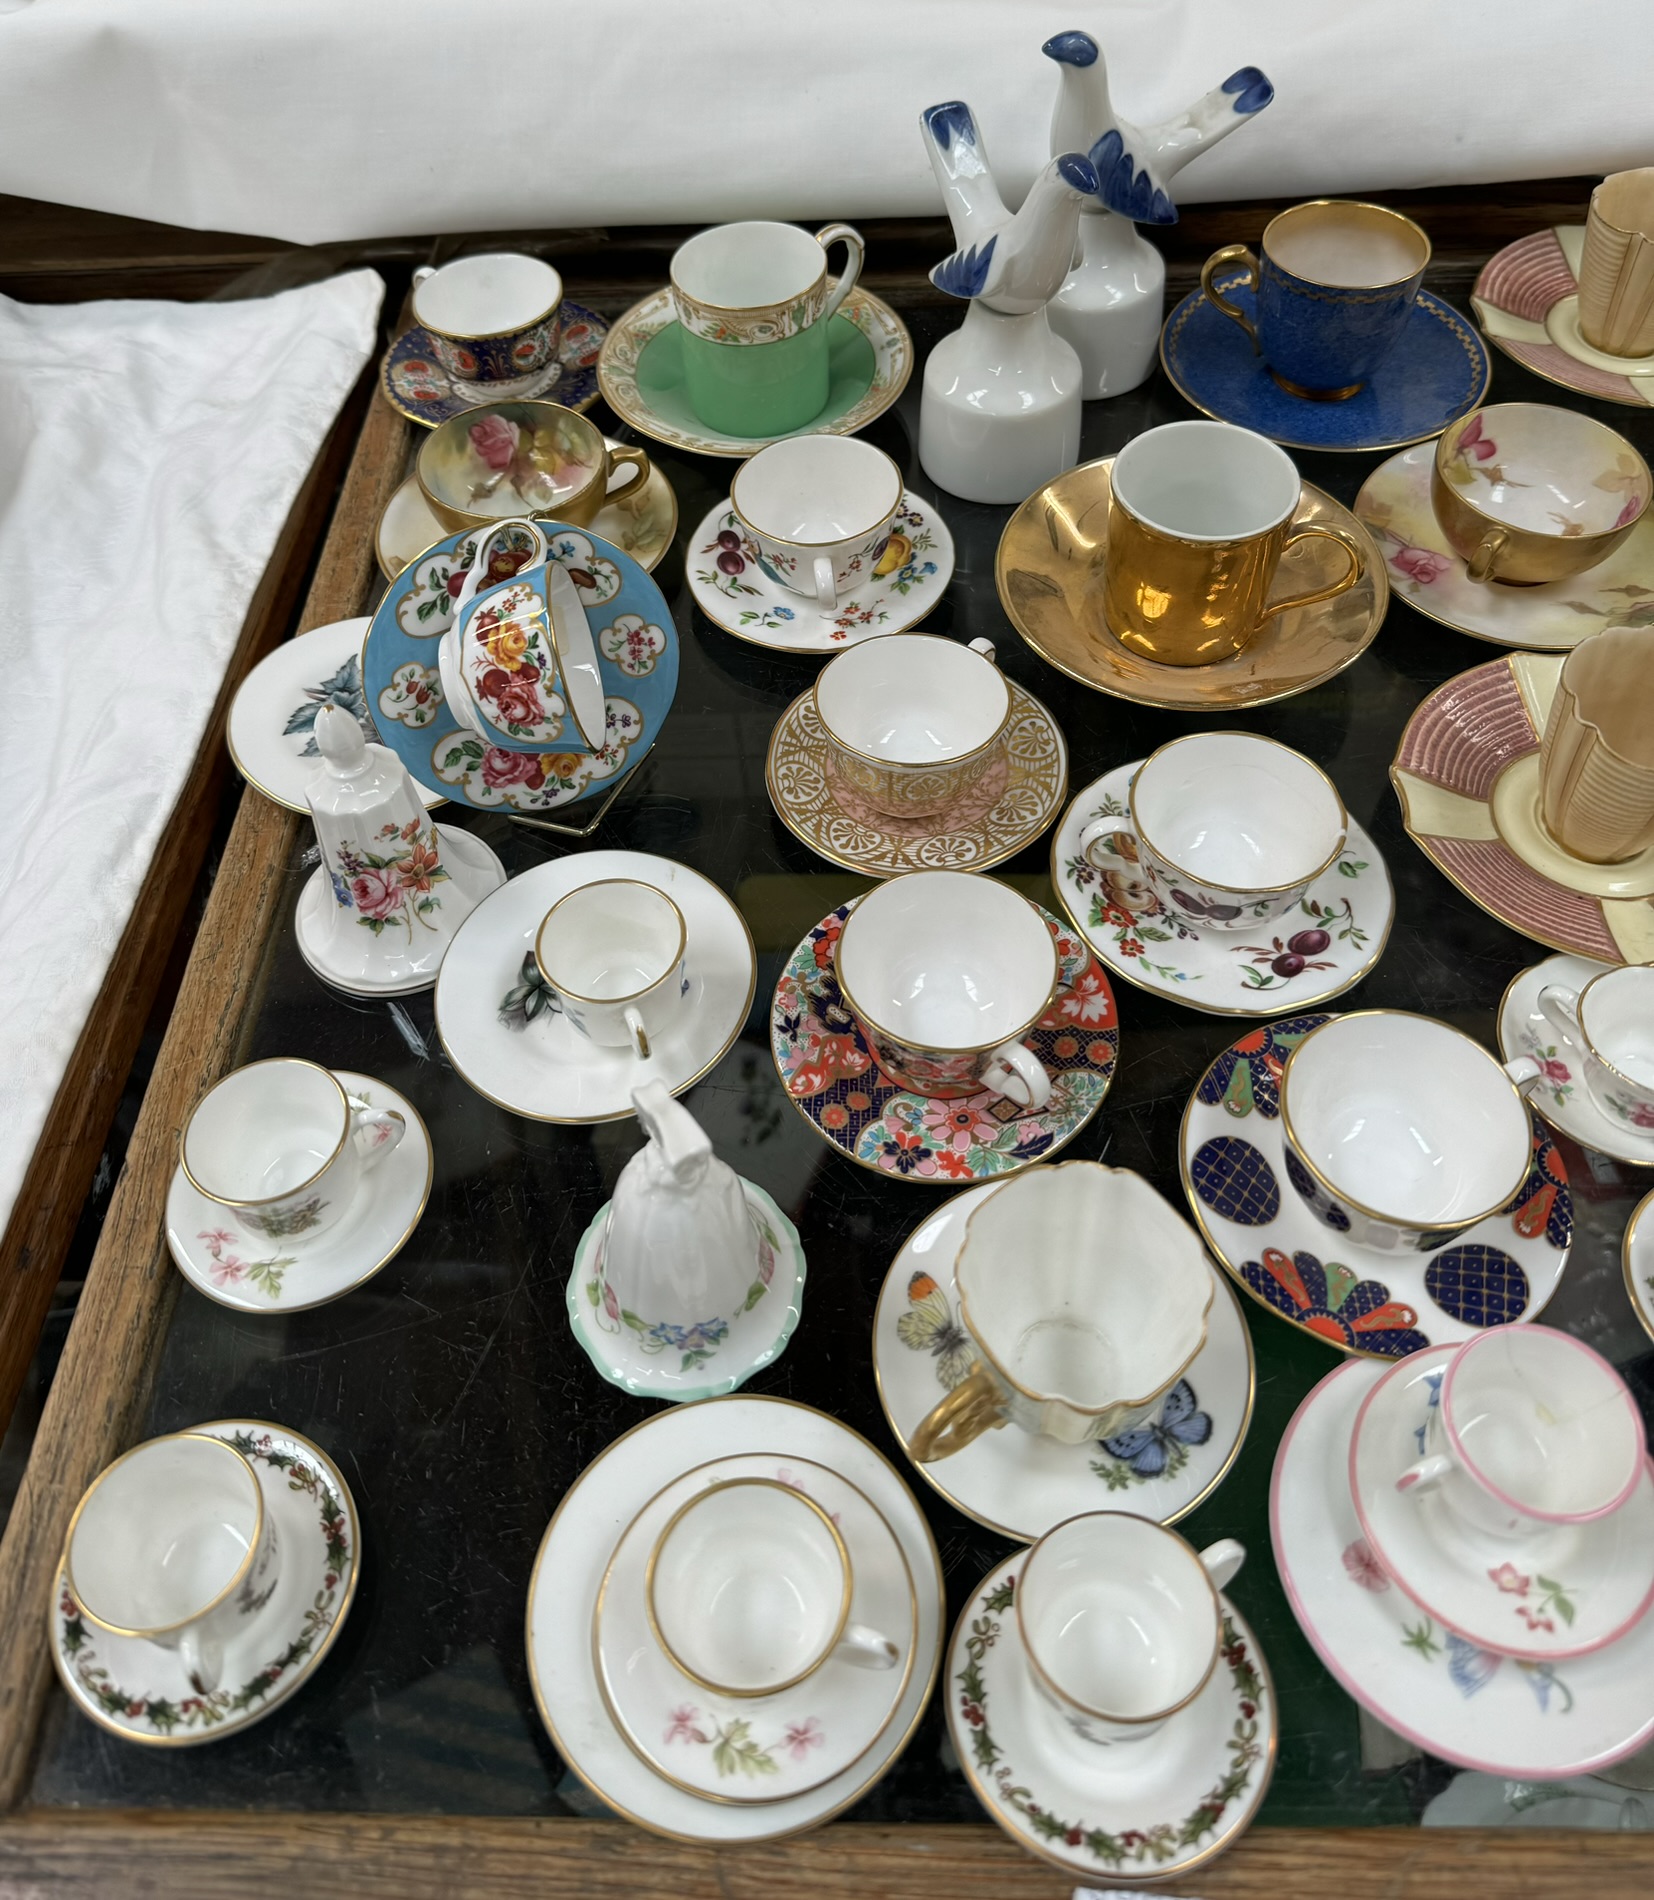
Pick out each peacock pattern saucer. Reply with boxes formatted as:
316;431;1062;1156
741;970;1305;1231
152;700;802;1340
1473;228;1654;408
379;302;606;428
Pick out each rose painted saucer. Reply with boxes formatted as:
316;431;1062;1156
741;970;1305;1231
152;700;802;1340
1273;1359;1654;1777
1350;1346;1654;1661
52;1419;358;1746
1473;228;1654;409
594;1453;916;1804
771;900;1118;1183
435;851;756;1125
1498;952;1654;1168
1180;1014;1572;1358
766;681;1066;878
526;1394;943;1842
688;493;953;651
227;618;442;814
872;1181;1254;1542
1391;652;1654;964
598;287;912;458
1354;443;1654;652
996;458;1387;710
566;1181;806;1401
1161;278;1489;452
1052;763;1393;1018
945;1555;1274;1883
379;301;606;428
362;519;678;815
1626;1190;1654;1344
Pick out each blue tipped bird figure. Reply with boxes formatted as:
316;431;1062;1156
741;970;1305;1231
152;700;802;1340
1042;30;1273;225
921;100;1099;315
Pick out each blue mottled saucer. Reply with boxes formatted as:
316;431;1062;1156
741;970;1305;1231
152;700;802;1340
380;301;606;428
1160;282;1489;454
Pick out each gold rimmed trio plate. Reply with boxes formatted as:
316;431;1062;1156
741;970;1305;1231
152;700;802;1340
1473;227;1654;408
996;457;1387;710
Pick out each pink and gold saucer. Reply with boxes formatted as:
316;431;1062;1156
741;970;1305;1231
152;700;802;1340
1474;229;1654;408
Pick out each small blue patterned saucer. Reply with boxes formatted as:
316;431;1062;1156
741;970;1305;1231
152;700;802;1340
1160;282;1489;453
380;301;607;428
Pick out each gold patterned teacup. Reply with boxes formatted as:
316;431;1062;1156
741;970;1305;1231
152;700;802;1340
417;400;650;535
1579;169;1654;358
1102;421;1366;665
1539;625;1654;863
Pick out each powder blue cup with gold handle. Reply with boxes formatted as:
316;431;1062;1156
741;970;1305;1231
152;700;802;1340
1200;199;1430;400
671;220;865;436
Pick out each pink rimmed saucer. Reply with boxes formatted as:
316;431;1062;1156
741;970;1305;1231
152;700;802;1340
1473;229;1654;409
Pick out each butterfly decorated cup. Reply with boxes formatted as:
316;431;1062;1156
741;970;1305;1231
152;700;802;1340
908;1162;1213;1463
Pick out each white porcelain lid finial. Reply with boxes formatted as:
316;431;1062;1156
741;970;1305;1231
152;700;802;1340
314;702;369;777
631;1077;711;1187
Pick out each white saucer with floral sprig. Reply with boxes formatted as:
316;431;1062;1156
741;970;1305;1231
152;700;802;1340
1052;762;1393;1017
686;492;953;652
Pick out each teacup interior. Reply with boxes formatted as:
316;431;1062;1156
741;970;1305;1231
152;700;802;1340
422;402;602;518
732;436;901;542
70;1436;259;1632
815;636;1008;765
1582;966;1654;1086
412;253;561;337
538;880;682;1001
1111;420;1300;540
1135;733;1344;889
183;1060;346;1204
673;220;825;311
1441;404;1650;537
1265;200;1429;288
1283;1014;1530;1224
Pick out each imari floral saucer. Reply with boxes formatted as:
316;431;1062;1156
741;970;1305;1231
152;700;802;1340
1498;952;1654;1168
771;901;1118;1183
165;1072;431;1313
435;851;756;1125
997;458;1387;710
1391;652;1654;964
687;493;952;650
593;1453;915;1804
227;618;442;814
1161;278;1489;453
1052;764;1392;1017
1625;1190;1654;1344
766;681;1066;878
1355;443;1654;652
1180;1014;1572;1358
1273;1360;1654;1777
566;1181;806;1401
379;301;606;428
52;1419;358;1746
362;520;678;815
872;1181;1254;1542
946;1555;1274;1882
598;288;912;457
526;1395;943;1842
1473;228;1654;408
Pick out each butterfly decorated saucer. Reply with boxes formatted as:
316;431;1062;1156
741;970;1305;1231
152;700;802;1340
526;1394;943;1842
1626;1190;1654;1345
435;850;756;1126
51;1419;358;1746
1052;763;1393;1018
1180;1014;1571;1359
379;302;606;428
1473;228;1654;409
1273;1359;1654;1777
765;679;1066;878
597;287;912;458
872;1181;1253;1542
227;618;442;814
687;493;952;651
945;1554;1274;1883
592;1453;916;1805
770;900;1118;1184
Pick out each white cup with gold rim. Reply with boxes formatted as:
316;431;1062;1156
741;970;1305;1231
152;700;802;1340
1537;963;1654;1134
534;878;689;1061
731;436;904;609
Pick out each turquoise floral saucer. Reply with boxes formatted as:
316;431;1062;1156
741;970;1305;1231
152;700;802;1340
379;301;606;428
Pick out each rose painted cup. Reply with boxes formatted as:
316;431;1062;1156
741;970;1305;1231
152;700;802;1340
1537;964;1654;1133
535;878;688;1061
729;436;903;609
410;252;563;388
180;1058;405;1245
1538;625;1654;864
417;400;650;536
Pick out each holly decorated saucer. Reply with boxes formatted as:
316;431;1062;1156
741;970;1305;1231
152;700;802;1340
566;1181;806;1401
945;1555;1274;1882
597;287;912;458
435;850;756;1125
1473;228;1654;408
1392;652;1654;964
51;1419;358;1746
526;1394;943;1842
770;900;1118;1183
687;492;952;650
1180;1014;1572;1358
379;301;606;428
1273;1359;1654;1777
872;1181;1254;1542
1626;1190;1654;1344
1052;763;1393;1017
765;680;1066;878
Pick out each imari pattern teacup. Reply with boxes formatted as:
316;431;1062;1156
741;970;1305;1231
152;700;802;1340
410;252;564;387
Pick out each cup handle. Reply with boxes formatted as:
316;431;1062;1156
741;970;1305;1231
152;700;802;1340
833;1621;900;1672
601;443;651;505
816;222;865;325
980;1040;1051;1112
968;636;998;663
1466;526;1510;584
450;517;549;624
179;1628;224;1695
1199;1538;1246;1592
1536;984;1584;1051
1504;1054;1543;1094
910;1361;1005;1462
412;265;435;286
625;1006;652;1062
1201;244;1261;352
811;555;838;609
349;1100;406;1173
1396;1452;1453;1495
1077;811;1142;872
1257;524;1366;625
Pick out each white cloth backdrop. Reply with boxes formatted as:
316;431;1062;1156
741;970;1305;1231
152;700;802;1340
0;1;1650;244
0;270;381;1238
